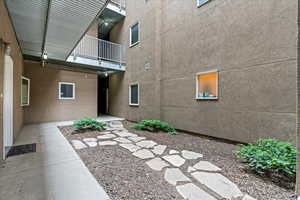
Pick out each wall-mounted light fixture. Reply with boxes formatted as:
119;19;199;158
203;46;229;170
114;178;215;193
0;39;12;56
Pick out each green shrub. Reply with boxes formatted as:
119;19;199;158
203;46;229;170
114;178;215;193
234;138;296;177
73;117;106;131
132;120;176;135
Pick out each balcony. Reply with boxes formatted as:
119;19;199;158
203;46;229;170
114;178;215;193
67;36;126;72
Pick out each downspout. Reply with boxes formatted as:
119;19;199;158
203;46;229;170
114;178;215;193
297;0;300;198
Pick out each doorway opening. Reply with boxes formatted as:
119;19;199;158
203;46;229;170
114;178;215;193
98;76;109;116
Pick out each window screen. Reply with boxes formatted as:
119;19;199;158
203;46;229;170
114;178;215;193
130;23;139;46
21;77;30;106
130;84;139;105
59;82;75;99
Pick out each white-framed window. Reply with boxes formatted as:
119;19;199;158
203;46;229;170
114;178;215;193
196;70;218;100
21;76;30;106
129;83;139;106
197;0;211;7
59;82;75;100
130;22;140;47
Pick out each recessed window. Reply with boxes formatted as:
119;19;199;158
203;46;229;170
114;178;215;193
197;0;211;7
21;76;30;106
129;83;139;106
59;82;75;100
196;70;218;100
130;23;139;47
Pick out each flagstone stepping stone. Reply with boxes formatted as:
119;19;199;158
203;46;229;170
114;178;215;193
191;172;243;199
164;168;191;186
115;131;137;137
151;145;167;155
146;158;170;171
109;121;123;128
97;134;116;139
100;131;111;135
85;141;98;147
163;155;186;167
83;138;97;143
71;140;87;149
119;143;141;152
182;150;203;160
193;161;221;172
187;166;197;173
99;141;118;146
114;137;132;143
176;183;217;200
243;195;257;200
136;140;157;148
128;136;146;142
169;150;179;154
132;149;155;159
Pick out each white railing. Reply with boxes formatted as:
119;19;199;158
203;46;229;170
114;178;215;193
73;35;125;65
110;0;126;10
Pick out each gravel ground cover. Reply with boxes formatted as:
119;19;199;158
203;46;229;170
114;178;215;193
59;121;295;200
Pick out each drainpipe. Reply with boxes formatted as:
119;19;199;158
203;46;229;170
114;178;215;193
297;0;300;198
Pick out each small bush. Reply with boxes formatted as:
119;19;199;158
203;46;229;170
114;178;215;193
73;117;106;131
234;138;296;177
132;120;176;135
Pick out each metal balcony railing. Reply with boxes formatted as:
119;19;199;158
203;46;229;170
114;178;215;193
110;0;126;10
72;35;125;65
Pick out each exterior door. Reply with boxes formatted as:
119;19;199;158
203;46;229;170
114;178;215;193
3;55;13;159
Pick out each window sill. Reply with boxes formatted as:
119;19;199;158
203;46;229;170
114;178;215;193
195;97;218;100
59;98;75;100
129;41;139;48
21;104;30;107
129;103;139;107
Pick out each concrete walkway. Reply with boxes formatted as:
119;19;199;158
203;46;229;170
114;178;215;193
0;121;111;200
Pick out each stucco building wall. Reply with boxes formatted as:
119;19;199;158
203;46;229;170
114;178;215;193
0;0;24;159
109;0;297;143
23;61;98;124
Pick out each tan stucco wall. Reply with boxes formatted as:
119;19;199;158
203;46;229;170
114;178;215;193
0;0;24;159
86;24;98;37
109;0;297;143
23;61;98;124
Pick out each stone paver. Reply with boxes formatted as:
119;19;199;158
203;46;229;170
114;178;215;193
100;131;111;135
193;161;221;172
97;134;116;139
151;145;167;155
119;143;141;152
136;140;157;148
83;138;97;142
99;141;118;146
109;121;123;128
115;131;137;137
128;136;146;142
176;183;217;200
132;149;155;159
114;137;132;143
182;150;203;160
169;150;179;154
146;158;170;171
85;141;98;147
163;155;186;167
187;166;197;173
164;168;191;186
243;194;257;200
191;172;243;199
71;140;87;149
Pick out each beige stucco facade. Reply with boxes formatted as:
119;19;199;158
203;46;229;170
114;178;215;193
109;0;298;143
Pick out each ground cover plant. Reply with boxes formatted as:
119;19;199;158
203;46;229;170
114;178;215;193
234;138;296;188
132;120;176;135
73;117;106;131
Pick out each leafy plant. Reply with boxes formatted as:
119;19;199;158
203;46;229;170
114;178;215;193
132;120;176;135
234;138;296;177
73;117;106;131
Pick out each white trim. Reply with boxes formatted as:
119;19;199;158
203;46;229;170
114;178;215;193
58;82;76;100
21;76;30;106
129;22;140;47
129;82;139;106
195;69;218;100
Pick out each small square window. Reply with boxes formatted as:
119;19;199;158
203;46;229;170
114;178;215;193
197;0;210;7
196;70;218;100
130;23;139;47
129;83;139;106
59;82;75;100
21;76;30;106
